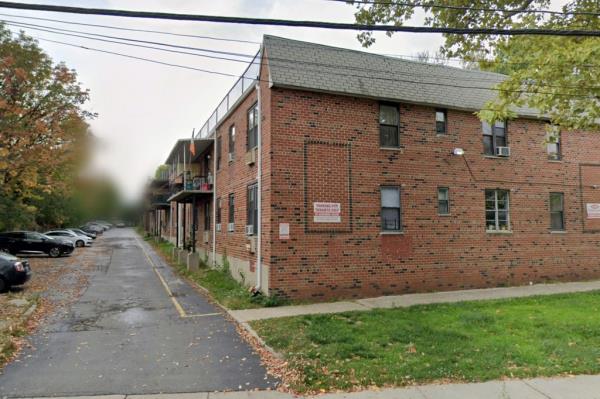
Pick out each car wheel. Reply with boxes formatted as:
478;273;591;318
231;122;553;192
0;278;7;293
48;247;61;258
76;240;84;248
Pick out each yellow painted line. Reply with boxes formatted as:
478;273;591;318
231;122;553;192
134;236;221;319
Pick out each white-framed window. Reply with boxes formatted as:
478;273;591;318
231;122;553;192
485;189;510;231
381;186;401;231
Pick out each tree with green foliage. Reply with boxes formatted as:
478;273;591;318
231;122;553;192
351;0;600;129
0;24;93;230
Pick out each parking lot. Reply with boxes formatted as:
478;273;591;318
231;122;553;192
0;228;276;397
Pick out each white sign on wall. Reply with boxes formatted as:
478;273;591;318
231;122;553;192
587;203;600;219
279;223;290;240
313;202;341;223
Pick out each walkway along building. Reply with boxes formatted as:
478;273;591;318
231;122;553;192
144;35;600;301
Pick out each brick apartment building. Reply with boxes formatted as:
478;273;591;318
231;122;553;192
144;35;600;301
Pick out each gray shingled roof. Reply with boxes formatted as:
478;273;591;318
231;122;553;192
263;35;538;118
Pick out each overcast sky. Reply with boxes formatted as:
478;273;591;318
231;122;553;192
2;0;562;201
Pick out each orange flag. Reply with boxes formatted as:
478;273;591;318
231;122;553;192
190;128;196;156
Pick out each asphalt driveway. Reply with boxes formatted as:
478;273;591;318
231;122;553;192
0;228;277;397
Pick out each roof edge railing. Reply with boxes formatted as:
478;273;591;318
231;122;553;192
195;50;261;140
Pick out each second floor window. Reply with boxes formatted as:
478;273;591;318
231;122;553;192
547;127;561;160
381;186;401;231
228;194;235;224
438;187;450;215
485;189;510;231
482;121;506;156
379;104;399;148
435;109;447;134
550;192;565;231
247;103;258;150
216;135;222;170
247;183;258;235
228;125;236;158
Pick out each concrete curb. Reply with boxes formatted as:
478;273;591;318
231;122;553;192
229;279;600;322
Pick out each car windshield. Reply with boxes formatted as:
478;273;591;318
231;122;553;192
0;251;17;261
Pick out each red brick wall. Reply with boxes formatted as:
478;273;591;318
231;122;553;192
268;87;600;300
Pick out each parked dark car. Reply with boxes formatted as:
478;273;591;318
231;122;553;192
0;251;32;292
0;231;75;258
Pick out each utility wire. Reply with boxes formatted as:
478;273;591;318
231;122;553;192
2;12;600;69
3;21;254;62
6;20;600;92
3;20;254;59
1;1;600;36
0;12;261;44
23;31;599;98
326;0;600;17
30;35;239;78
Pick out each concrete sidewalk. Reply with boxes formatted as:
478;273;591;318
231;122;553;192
19;373;600;398
229;279;600;322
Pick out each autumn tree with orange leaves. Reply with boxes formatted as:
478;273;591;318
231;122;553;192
0;25;94;230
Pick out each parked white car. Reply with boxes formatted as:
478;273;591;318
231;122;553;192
44;230;92;248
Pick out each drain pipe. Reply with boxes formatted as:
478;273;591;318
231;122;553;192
255;83;263;292
212;138;217;267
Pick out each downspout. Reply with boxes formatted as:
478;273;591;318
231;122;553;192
255;83;263;291
212;137;217;267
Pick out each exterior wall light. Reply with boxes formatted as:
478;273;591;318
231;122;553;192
452;148;465;156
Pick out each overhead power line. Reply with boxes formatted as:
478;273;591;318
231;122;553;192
7;20;600;92
30;35;239;78
1;1;600;36
2;12;598;69
0;12;261;44
326;0;600;17
3;20;254;59
22;31;599;99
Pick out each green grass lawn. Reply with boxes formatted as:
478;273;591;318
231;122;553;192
252;291;600;392
141;232;285;309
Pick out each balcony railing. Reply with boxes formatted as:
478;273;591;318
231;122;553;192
183;175;213;192
195;50;261;140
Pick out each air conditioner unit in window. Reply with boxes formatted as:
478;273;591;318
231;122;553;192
496;146;511;157
227;222;235;232
245;225;254;236
228;153;234;162
248;236;257;253
216;223;221;232
245;148;256;165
